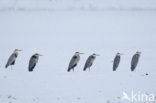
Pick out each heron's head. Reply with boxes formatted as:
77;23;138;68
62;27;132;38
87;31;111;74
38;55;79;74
35;53;43;57
75;52;85;56
136;51;141;55
14;49;23;53
116;53;124;56
92;53;100;56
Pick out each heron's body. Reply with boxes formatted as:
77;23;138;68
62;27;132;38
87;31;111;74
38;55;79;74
113;53;123;71
68;52;83;72
5;49;22;68
29;53;42;72
83;53;99;71
131;52;141;71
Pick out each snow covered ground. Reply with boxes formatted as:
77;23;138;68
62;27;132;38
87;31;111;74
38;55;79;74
1;0;156;11
0;11;156;103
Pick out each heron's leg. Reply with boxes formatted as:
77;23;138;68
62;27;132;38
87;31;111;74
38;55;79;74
89;68;90;72
73;69;74;72
11;66;12;70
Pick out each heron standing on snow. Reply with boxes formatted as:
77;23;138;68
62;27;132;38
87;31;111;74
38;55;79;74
131;51;141;71
28;53;43;72
68;52;84;72
5;49;22;68
113;53;123;71
83;53;100;71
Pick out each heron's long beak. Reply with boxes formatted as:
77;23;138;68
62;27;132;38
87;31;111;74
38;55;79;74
38;54;43;56
120;53;124;55
18;49;23;51
79;53;85;55
95;54;100;56
137;51;142;54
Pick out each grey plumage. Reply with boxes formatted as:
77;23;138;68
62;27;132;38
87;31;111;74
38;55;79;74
68;52;84;72
28;53;42;72
5;49;22;68
131;51;141;71
83;53;99;71
113;53;123;71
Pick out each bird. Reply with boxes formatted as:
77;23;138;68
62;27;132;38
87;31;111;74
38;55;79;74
28;53;43;72
113;53;124;71
131;51;141;71
83;53;100;71
67;52;84;72
5;49;22;69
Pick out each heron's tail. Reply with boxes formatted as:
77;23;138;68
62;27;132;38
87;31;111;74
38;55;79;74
29;68;33;72
113;67;116;71
131;65;135;71
29;69;33;72
5;64;8;68
83;66;87;71
67;68;71;72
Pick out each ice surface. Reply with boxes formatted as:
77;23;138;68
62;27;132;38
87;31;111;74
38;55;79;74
0;11;156;103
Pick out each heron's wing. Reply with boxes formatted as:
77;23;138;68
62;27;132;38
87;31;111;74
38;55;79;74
84;56;93;68
68;56;79;69
131;54;139;66
29;57;37;71
131;54;140;71
113;56;120;68
6;53;17;66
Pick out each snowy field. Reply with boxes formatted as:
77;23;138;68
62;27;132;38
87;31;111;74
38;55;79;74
1;0;156;11
0;11;156;103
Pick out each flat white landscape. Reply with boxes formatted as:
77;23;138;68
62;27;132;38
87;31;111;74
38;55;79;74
1;0;156;11
0;11;156;103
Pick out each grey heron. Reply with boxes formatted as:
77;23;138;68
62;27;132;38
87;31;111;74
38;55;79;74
5;49;22;68
131;51;141;71
113;53;123;71
28;53;43;72
67;52;84;72
83;53;100;71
